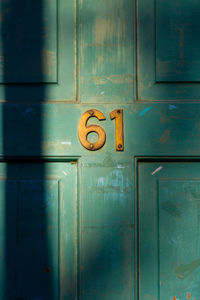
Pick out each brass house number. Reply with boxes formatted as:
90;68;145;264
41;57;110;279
78;109;124;151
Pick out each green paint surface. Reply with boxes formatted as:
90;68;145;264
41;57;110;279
0;0;200;299
139;163;200;299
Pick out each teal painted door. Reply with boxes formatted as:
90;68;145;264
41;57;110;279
139;163;200;299
0;0;200;299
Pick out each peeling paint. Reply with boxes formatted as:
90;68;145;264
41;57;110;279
169;104;177;111
92;74;133;85
61;141;72;145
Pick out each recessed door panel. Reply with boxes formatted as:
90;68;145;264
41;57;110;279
0;161;77;299
139;162;200;300
0;0;76;102
137;0;200;100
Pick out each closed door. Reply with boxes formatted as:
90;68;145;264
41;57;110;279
0;0;199;300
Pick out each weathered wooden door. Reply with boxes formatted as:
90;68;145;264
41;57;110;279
1;0;200;299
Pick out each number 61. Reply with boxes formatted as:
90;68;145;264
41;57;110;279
78;109;124;151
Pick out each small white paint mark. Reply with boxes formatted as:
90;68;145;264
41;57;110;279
61;141;71;145
98;177;105;185
117;164;125;169
100;91;105;95
151;166;163;175
62;171;67;176
169;104;177;111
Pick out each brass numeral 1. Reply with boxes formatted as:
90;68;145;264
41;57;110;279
110;109;124;151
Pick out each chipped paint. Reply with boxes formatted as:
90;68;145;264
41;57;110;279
92;74;133;85
169;104;177;110
91;0;127;75
42;140;72;152
61;141;72;145
42;49;56;77
151;166;163;175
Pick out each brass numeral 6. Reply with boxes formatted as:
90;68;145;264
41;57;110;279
78;109;106;151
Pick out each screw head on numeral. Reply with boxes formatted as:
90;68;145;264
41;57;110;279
89;110;94;116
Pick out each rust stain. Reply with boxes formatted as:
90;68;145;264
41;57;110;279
172;297;176;300
159;128;171;144
187;292;191;299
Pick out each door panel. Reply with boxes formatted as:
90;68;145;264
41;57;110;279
137;0;200;100
0;162;77;299
139;162;200;299
0;0;76;102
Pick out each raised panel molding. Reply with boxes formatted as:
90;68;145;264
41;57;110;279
137;0;200;101
0;0;76;102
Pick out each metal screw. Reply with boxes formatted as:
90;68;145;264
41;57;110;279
90;143;94;149
118;144;122;149
89;110;94;116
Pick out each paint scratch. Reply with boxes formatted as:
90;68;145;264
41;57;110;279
61;141;71;145
62;171;67;176
117;164;125;169
140;107;152;116
151;166;163;175
169;104;177;111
